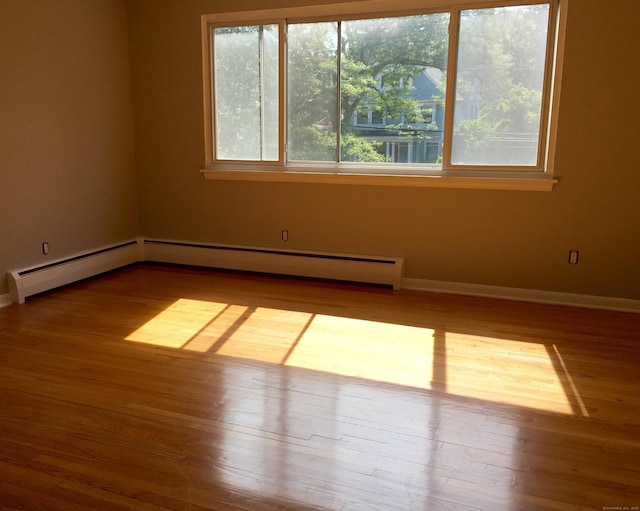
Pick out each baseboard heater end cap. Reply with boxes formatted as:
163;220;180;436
7;271;24;304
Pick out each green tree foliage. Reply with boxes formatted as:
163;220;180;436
341;134;385;162
340;15;448;131
287;23;339;161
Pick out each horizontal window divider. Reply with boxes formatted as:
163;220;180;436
202;0;524;26
200;168;557;191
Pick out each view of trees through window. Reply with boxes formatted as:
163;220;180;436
452;4;550;165
214;25;279;161
287;14;449;164
210;3;552;168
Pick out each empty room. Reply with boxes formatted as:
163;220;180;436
1;0;639;509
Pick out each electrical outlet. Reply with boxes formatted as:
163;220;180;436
281;229;289;242
568;249;579;265
42;241;49;256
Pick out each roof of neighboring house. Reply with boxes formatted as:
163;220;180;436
407;66;444;102
423;66;444;85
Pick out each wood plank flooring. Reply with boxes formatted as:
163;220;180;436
0;263;639;510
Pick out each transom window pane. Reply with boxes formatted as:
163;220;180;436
214;25;279;161
451;5;550;166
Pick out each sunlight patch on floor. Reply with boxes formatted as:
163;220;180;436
125;298;232;348
212;306;314;363
124;298;579;415
443;332;575;414
283;314;435;389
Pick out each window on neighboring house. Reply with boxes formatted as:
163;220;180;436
371;109;384;125
356;108;370;125
202;0;564;190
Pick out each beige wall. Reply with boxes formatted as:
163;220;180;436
2;0;638;301
128;0;640;300
0;0;138;295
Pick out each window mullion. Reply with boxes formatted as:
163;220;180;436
280;21;287;166
441;10;459;170
540;0;558;172
336;21;343;164
259;26;266;160
206;26;216;164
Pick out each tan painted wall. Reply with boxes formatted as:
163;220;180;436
128;0;640;300
2;0;638;301
0;0;139;295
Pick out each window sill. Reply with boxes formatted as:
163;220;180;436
200;168;557;191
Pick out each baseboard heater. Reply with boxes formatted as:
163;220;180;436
144;239;404;290
7;241;141;304
7;239;404;304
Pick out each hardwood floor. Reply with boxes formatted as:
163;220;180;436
0;263;639;510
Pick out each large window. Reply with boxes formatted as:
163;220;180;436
202;0;564;190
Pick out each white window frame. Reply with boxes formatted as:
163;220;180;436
201;0;567;191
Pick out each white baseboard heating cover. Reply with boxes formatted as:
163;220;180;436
143;239;404;290
7;239;404;304
8;241;141;304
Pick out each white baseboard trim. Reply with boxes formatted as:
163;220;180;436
402;278;640;314
0;293;13;308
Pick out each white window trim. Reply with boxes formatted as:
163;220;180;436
201;0;567;191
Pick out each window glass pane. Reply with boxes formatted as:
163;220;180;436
451;5;550;166
214;25;278;161
340;14;449;164
287;23;339;162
